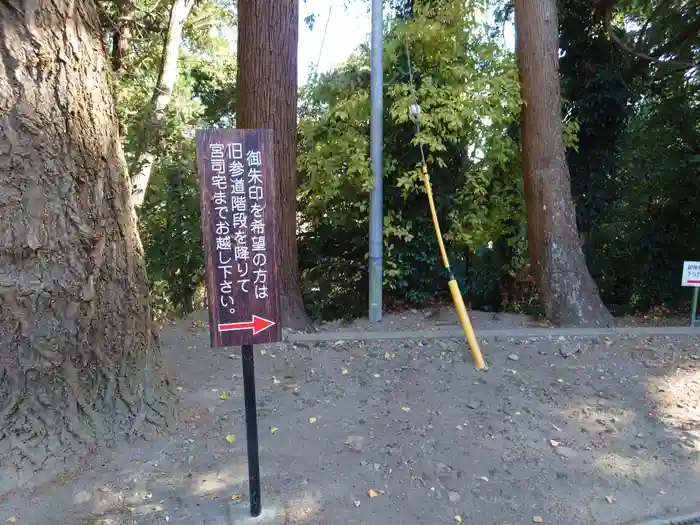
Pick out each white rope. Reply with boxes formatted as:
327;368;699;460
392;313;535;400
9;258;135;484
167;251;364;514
313;4;333;78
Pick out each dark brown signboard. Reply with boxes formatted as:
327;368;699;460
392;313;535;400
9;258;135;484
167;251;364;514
195;128;282;348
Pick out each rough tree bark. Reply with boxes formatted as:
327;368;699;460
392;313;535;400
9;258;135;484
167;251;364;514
236;0;313;330
0;0;173;492
130;0;194;208
514;0;613;327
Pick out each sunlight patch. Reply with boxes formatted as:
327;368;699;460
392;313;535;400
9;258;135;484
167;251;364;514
285;491;321;523
190;465;247;496
648;366;700;436
593;452;661;478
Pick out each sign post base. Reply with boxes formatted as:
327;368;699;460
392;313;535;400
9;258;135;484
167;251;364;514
228;499;286;525
242;344;262;517
196;128;283;523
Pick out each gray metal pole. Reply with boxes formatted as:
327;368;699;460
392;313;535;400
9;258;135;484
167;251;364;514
368;0;384;322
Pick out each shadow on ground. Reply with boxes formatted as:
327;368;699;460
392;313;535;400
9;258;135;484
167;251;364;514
2;312;700;525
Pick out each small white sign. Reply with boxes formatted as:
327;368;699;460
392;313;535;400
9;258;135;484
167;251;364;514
682;261;700;287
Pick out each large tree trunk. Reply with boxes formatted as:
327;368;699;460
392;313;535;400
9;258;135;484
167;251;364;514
514;0;613;327
0;0;173;492
236;0;312;330
130;0;194;208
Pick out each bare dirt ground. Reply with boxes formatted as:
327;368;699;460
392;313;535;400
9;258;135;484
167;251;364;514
310;306;692;333
3;309;700;525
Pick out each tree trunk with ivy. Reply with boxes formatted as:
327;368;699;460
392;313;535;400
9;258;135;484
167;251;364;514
0;0;173;492
514;0;613;327
236;0;312;330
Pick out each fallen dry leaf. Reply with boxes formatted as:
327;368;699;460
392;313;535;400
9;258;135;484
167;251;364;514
367;489;378;498
176;387;183;391
454;516;463;523
6;518;17;524
270;426;278;434
533;516;544;523
231;494;242;501
401;406;411;412
308;417;317;424
220;392;230;400
225;434;236;444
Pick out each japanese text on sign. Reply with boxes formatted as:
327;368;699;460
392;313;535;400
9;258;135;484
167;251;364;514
210;142;236;315
208;143;271;309
681;261;700;287
196;128;281;348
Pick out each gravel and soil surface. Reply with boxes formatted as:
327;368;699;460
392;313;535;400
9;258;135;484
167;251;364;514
2;309;700;525
311;307;691;333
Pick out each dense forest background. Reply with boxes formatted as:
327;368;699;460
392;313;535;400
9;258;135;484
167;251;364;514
116;0;699;322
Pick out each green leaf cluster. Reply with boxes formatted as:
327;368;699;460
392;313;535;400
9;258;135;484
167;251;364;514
106;0;237;316
297;0;526;319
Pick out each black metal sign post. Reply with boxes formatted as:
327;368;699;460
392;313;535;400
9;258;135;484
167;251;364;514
241;344;261;516
196;129;282;520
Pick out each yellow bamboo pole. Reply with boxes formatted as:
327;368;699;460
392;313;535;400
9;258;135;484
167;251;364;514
405;41;486;370
419;164;487;370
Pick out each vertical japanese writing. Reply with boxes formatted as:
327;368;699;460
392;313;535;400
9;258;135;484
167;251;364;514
210;143;234;314
246;148;268;300
227;141;249;294
197;129;281;347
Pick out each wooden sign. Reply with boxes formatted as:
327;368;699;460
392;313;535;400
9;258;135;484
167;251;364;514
195;129;282;347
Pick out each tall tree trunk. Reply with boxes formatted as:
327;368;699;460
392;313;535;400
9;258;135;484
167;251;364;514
130;0;193;208
514;0;613;327
0;0;173;492
237;0;312;330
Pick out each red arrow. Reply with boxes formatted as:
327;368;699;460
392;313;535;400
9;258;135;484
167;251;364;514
218;315;275;335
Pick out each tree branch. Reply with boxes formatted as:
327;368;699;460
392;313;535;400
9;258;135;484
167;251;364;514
635;0;669;48
653;16;700;58
603;7;696;70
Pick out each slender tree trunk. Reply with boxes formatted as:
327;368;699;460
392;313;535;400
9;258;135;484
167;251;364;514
130;0;193;208
514;0;613;327
0;0;173;492
111;0;134;72
237;0;312;330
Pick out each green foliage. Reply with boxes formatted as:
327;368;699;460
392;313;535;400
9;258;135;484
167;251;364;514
107;0;236;315
588;72;700;311
297;0;527;320
559;0;632;244
111;0;700;323
558;0;700;315
140;112;204;317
